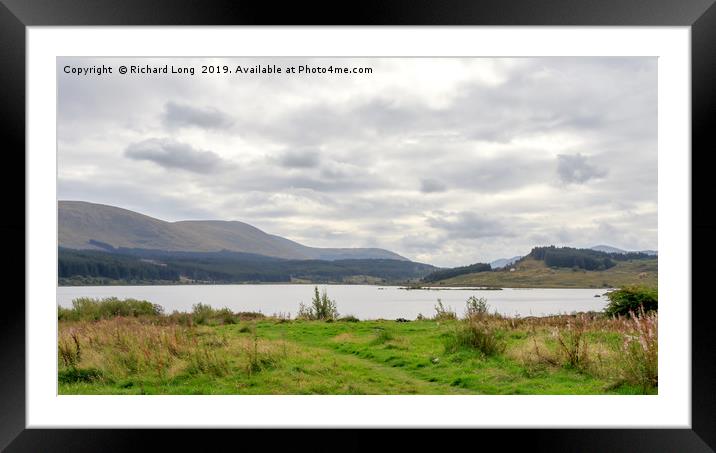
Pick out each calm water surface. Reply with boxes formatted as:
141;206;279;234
57;285;610;319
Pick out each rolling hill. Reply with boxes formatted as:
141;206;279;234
428;256;657;289
58;201;407;261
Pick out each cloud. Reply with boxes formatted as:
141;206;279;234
125;138;225;174
162;101;234;130
556;153;608;184
420;178;447;193
427;212;514;239
276;150;320;168
58;57;657;265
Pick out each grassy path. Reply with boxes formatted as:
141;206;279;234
59;318;653;395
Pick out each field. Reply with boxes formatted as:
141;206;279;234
433;258;658;288
58;299;657;395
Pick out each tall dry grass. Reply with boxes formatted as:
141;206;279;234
58;316;288;384
614;308;658;391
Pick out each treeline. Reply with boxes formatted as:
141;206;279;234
421;262;491;283
58;248;435;284
528;246;653;271
59;249;182;282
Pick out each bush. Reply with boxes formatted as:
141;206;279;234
191;303;214;325
444;319;505;357
216;308;236;325
59;297;162;321
338;315;360;322
604;286;657;317
297;287;338;321
465;296;489;319
433;299;457;321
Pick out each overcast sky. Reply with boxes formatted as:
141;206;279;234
58;57;657;267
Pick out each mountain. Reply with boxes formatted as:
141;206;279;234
58;201;408;261
590;245;657;256
490;256;523;269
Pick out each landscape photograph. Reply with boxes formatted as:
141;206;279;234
57;57;657;395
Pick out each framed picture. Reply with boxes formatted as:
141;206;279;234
4;0;715;450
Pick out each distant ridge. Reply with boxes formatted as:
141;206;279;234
490;256;523;269
590;245;657;256
58;200;408;261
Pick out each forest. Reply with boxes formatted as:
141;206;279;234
58;248;435;284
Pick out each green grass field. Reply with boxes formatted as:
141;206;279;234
58;305;657;395
433;258;658;288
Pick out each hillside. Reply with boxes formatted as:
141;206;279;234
429;257;657;288
58;201;407;261
58;248;435;285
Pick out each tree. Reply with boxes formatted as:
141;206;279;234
604;286;657;317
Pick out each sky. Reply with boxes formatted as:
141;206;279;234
57;57;657;267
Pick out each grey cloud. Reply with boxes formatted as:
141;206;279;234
58;57;657;266
556;153;608;184
58;178;216;221
276;150;321;168
420;179;447;193
162;102;234;130
427;212;514;239
125;138;225;174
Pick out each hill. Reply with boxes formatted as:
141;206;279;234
421;262;491;283
58;201;407;261
428;256;657;288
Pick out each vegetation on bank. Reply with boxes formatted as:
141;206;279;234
58;248;435;286
58;287;658;395
528;246;655;270
433;257;657;289
422;262;491;283
604;286;658;317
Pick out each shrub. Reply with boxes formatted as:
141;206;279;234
59;297;162;321
216;308;236;325
433;299;457;321
444;319;505;357
604;286;657;317
297;287;339;321
235;311;265;320
338;315;360;322
552;314;590;369
465;296;489;319
168;311;193;327
191;302;215;325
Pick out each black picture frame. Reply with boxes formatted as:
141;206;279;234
2;0;714;451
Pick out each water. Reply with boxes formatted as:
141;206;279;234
56;285;610;320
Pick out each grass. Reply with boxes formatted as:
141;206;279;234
434;257;658;289
58;299;657;395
